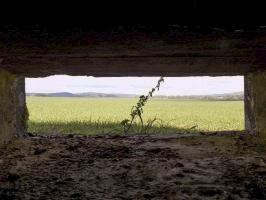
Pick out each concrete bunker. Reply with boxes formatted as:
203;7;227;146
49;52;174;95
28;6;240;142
0;25;266;145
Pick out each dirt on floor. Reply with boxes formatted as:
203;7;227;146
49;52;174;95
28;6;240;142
0;133;266;200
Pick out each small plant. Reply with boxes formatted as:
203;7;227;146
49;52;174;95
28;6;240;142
121;77;164;134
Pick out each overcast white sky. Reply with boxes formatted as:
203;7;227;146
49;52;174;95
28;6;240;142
26;76;244;95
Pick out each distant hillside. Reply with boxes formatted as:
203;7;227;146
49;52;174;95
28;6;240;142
26;91;244;100
162;91;244;101
27;92;75;97
27;92;137;98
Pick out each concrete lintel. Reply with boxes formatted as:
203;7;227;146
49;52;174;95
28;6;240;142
0;28;266;77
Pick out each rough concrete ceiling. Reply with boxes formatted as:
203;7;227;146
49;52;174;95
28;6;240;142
0;24;266;77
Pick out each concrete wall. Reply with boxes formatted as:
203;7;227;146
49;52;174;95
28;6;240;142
0;69;26;145
0;25;266;143
245;71;266;138
1;27;266;77
0;67;266;145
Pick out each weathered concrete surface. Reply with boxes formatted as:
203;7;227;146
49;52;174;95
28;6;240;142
0;69;26;145
0;25;266;139
0;25;266;77
244;76;255;131
245;71;266;138
0;134;266;199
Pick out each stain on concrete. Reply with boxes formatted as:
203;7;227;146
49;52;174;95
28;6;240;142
0;69;26;145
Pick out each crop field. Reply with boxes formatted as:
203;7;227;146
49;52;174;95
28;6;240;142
26;96;244;135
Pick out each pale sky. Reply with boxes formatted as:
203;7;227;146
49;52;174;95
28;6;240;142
25;76;244;96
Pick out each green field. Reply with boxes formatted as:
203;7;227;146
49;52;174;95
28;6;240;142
26;96;244;135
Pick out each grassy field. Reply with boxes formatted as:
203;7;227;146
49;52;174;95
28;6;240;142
26;96;244;135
